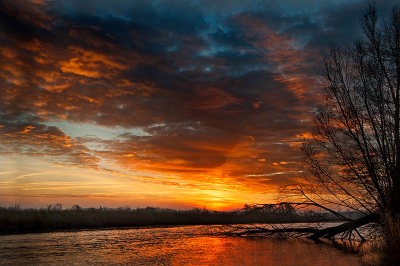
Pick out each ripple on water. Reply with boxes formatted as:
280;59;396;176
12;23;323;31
0;225;362;266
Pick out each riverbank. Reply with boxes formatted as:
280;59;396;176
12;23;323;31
0;208;330;235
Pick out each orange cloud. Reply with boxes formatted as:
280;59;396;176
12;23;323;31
0;0;58;30
235;13;321;102
0;0;330;209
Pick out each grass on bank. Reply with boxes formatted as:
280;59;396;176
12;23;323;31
0;207;328;235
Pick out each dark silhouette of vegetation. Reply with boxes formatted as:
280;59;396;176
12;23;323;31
298;3;400;248
0;204;334;235
235;3;400;256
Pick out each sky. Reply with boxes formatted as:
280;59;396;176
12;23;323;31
0;0;396;210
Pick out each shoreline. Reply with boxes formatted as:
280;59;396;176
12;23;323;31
1;208;338;236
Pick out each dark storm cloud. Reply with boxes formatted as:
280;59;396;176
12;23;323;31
0;0;396;190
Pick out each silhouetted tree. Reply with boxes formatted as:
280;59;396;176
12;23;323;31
290;3;400;247
71;205;82;211
237;4;400;249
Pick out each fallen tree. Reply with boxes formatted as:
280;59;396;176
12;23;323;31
230;203;379;242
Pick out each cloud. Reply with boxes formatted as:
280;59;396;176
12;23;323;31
0;0;393;203
0;116;101;169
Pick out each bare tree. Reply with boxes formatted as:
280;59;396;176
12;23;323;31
234;4;400;248
288;3;400;246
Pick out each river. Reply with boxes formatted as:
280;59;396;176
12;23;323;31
0;225;363;265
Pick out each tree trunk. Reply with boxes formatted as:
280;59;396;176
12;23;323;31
229;213;379;241
308;213;379;240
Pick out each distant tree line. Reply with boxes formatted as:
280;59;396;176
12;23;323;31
1;204;230;214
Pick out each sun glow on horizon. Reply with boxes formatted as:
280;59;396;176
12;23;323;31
0;155;278;211
0;0;377;210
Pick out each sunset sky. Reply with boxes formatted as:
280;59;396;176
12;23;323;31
0;0;396;210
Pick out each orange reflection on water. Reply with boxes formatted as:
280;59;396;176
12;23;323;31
1;226;362;266
167;235;362;266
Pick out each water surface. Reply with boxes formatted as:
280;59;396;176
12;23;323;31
0;225;362;265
